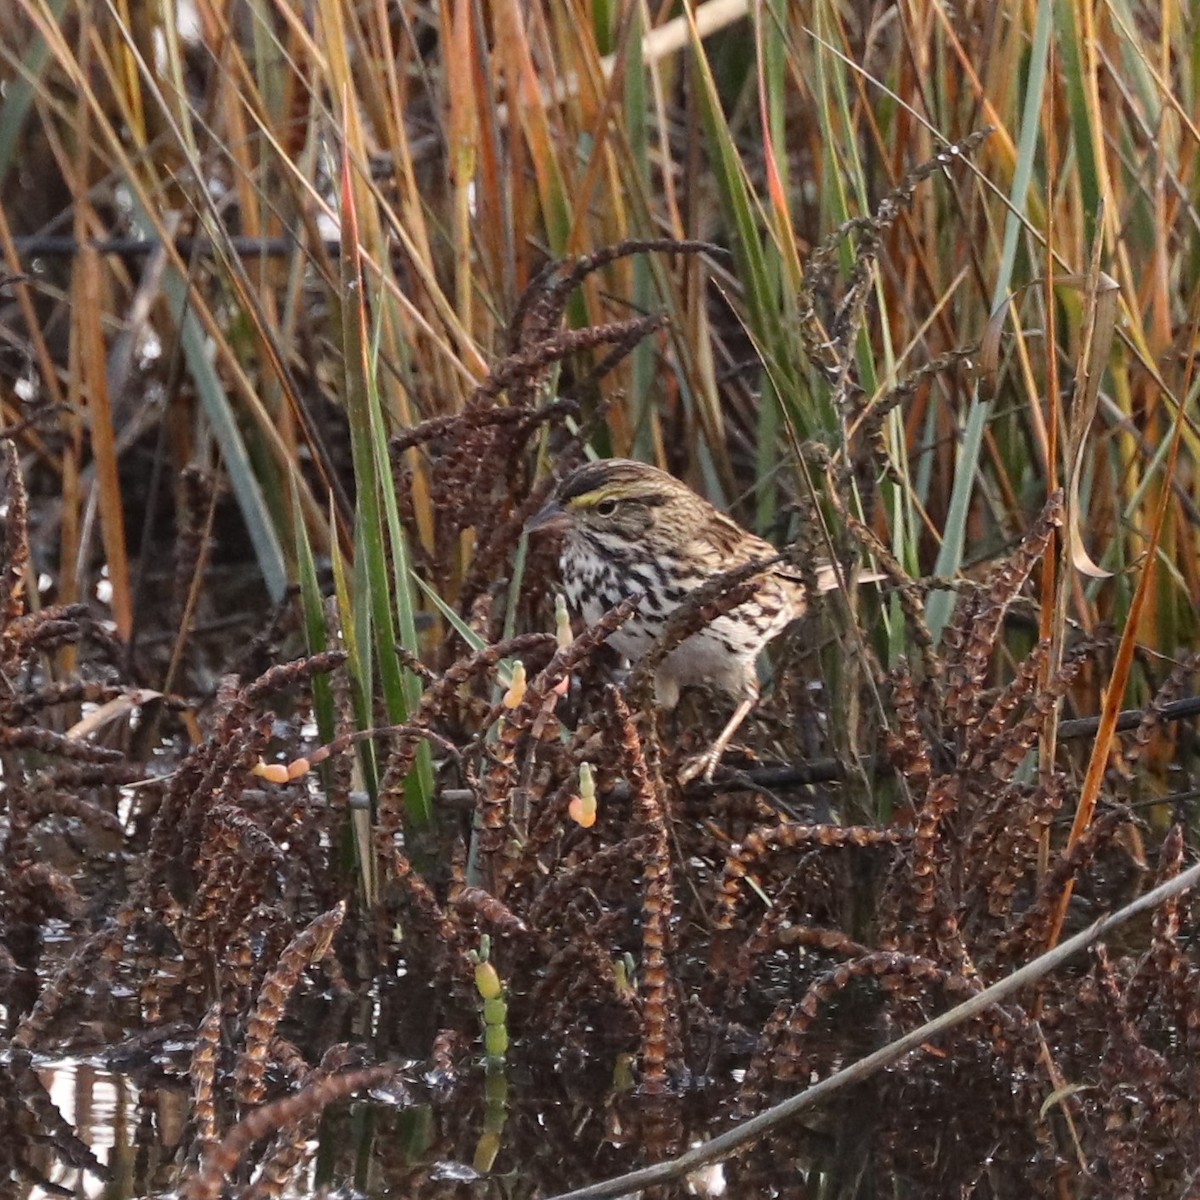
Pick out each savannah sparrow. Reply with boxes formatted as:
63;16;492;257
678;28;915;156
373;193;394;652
528;458;853;783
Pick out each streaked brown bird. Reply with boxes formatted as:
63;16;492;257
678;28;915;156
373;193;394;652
527;458;854;782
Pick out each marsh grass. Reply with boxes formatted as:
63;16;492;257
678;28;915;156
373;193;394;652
2;1;1200;1195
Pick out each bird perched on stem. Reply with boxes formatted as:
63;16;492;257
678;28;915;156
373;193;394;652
527;458;861;783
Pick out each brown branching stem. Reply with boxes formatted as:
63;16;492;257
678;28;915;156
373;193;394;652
543;857;1200;1200
431;689;1200;805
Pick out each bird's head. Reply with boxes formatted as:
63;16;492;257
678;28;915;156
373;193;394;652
526;459;698;551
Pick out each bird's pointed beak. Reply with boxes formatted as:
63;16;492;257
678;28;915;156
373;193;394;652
526;498;571;535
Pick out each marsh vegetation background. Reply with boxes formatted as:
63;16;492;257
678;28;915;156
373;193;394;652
2;1;1200;1196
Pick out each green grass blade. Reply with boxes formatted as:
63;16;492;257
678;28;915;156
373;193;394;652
926;0;1054;640
369;340;436;828
292;480;336;749
158;261;289;601
0;0;68;185
338;145;433;830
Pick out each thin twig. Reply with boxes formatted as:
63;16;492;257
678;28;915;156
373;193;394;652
10;235;337;260
431;690;1200;804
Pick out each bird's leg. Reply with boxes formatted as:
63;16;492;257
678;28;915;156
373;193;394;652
678;684;758;785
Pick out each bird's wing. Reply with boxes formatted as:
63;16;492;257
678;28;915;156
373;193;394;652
695;510;761;559
697;513;885;592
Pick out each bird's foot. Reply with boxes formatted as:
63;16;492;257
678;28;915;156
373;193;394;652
677;694;757;786
678;749;721;786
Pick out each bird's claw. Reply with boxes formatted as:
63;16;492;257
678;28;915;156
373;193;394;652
678;751;720;786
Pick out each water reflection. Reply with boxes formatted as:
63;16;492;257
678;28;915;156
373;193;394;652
17;1057;128;1198
7;1047;805;1199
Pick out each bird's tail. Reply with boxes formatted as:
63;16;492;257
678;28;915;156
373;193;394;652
813;563;888;593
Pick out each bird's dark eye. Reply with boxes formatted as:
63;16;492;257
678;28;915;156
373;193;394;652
596;498;618;516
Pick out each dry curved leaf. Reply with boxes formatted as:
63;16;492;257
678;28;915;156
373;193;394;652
977;261;1120;579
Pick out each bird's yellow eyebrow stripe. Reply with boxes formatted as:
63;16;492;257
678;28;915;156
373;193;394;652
568;483;647;508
